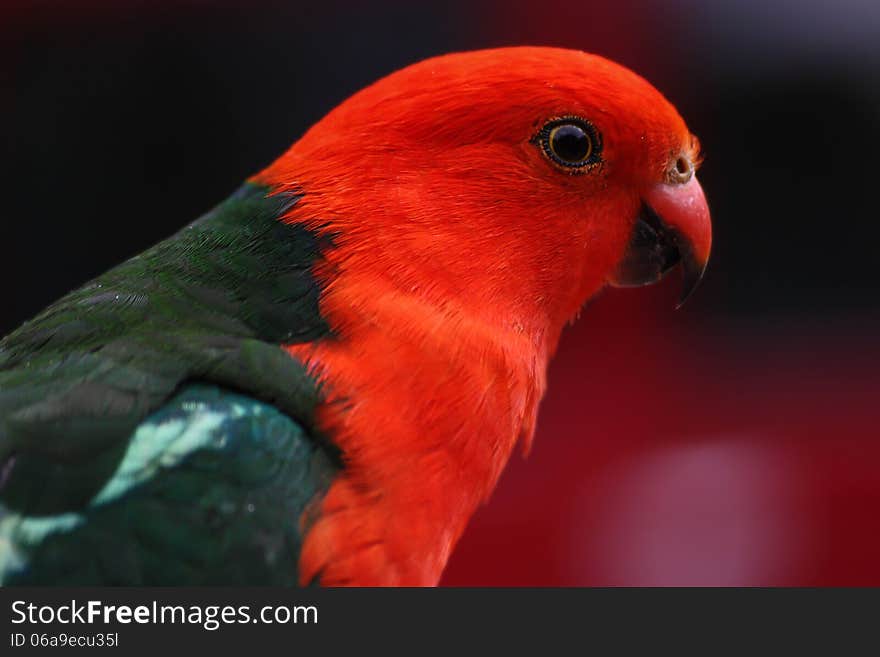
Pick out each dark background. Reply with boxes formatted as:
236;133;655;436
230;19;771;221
2;0;878;584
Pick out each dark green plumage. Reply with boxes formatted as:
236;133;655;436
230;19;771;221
0;183;339;584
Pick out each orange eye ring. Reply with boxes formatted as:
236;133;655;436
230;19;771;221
535;116;602;170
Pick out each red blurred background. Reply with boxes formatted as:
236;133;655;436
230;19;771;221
444;286;880;585
2;0;879;584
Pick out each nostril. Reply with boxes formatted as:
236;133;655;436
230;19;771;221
671;155;693;184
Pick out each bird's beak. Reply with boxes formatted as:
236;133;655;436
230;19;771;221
609;176;712;307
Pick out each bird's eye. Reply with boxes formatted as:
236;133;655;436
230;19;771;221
536;117;601;170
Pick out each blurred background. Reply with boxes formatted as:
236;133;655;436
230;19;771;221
2;0;878;585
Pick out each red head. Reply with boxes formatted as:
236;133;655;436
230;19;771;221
259;46;711;348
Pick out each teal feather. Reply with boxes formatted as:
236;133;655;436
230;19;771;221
1;384;335;585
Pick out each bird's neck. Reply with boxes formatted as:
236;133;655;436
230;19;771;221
284;266;557;585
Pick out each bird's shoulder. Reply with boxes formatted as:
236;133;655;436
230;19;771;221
0;181;335;517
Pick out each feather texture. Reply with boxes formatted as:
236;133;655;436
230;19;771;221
0;183;337;584
1;384;335;584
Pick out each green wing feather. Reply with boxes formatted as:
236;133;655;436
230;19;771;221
1;384;336;585
0;183;339;584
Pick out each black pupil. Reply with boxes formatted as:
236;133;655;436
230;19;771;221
551;124;590;162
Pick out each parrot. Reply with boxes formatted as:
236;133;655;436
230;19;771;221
0;47;711;586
